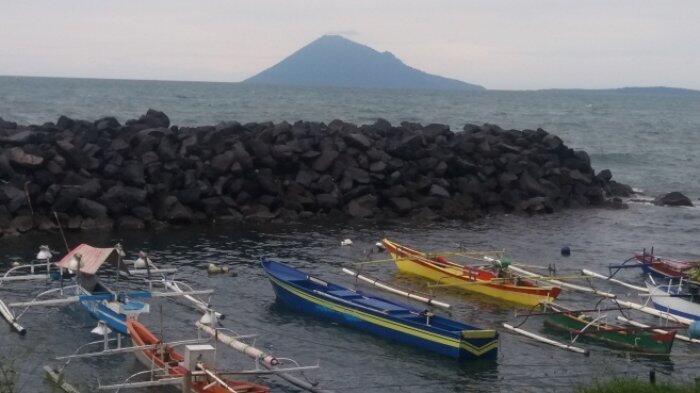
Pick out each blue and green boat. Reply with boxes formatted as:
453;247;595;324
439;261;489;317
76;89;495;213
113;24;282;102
261;259;499;360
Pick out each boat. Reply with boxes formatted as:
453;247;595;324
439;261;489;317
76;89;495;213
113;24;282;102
543;303;677;355
127;319;270;393
261;259;499;360
381;239;561;307
58;244;150;335
0;244;212;336
633;250;700;294
645;281;700;321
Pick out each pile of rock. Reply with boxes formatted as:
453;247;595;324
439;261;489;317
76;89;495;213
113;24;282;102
0;110;632;236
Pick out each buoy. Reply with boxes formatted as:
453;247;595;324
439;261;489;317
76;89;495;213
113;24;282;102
341;239;353;246
375;242;385;250
207;263;222;274
207;263;229;275
689;320;700;339
561;246;571;256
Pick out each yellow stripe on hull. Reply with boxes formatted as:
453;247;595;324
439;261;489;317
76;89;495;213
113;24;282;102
271;277;499;356
393;257;551;307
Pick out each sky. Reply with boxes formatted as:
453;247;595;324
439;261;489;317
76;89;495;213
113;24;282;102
1;0;699;90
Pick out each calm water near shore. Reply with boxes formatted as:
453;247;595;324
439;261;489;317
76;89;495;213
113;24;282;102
1;76;699;392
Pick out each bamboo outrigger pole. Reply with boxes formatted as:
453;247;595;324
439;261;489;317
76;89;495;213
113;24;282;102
342;268;451;309
196;321;332;393
502;323;589;355
581;269;648;292
616;316;700;344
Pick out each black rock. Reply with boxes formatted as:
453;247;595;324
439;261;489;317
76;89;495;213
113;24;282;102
654;192;693;207
76;198;108;218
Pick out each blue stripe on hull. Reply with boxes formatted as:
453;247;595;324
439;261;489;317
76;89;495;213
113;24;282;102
79;301;128;335
271;280;496;360
651;302;699;321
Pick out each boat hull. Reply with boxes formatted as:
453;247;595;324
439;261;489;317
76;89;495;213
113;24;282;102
544;313;675;354
646;282;700;321
79;298;128;335
383;239;559;307
127;320;270;393
268;275;498;360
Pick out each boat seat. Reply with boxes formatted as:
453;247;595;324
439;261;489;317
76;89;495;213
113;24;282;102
353;297;407;314
327;289;362;299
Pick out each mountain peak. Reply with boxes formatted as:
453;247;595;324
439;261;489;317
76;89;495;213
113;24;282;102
244;35;484;91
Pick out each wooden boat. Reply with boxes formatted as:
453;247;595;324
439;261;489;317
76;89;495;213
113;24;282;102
645;281;700;321
128;319;270;393
261;259;499;360
381;239;561;307
543;303;677;354
634;250;700;294
1;244;211;336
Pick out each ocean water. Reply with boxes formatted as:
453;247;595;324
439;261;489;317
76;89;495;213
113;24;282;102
0;76;699;392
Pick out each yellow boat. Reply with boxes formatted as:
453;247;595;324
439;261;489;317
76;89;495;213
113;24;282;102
382;239;560;307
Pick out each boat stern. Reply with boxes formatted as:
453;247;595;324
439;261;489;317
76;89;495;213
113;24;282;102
458;329;499;360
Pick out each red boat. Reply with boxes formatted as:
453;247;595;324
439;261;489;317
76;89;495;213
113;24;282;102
634;250;700;294
127;320;270;393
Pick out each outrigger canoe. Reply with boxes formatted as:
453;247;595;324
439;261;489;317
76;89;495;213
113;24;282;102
382;239;561;307
634;251;700;294
128;320;270;393
645;281;700;321
543;303;676;355
261;259;498;360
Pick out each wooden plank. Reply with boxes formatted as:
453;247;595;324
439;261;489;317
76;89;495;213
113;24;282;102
502;323;589;355
44;365;82;393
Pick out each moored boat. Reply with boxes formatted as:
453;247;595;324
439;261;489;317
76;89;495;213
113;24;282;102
543;303;676;355
381;239;561;307
634;251;700;294
645;281;700;321
261;259;499;360
127;319;270;393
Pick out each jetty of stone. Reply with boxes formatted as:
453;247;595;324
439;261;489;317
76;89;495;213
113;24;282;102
0;110;632;236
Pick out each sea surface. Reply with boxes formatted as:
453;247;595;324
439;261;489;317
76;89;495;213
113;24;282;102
0;76;699;392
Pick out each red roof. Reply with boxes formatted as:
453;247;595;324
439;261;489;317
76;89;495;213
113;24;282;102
56;244;118;275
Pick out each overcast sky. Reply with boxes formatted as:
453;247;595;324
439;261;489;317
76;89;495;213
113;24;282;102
1;1;698;90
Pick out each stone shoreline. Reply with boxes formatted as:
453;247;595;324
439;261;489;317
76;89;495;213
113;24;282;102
0;110;632;237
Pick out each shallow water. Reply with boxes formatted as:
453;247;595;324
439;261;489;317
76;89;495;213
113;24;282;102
0;77;699;392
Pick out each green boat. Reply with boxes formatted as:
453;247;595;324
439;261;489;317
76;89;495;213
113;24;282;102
543;304;676;355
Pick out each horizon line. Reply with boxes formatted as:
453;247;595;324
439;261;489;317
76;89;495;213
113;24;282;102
1;73;698;93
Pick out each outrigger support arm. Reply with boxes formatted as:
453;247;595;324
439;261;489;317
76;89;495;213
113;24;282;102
197;321;334;393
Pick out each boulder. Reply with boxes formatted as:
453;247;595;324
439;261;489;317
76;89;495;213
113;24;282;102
654;192;693;207
429;184;450;198
312;150;339;172
344;133;372;150
117;216;146;230
76;198;108;218
8;147;43;168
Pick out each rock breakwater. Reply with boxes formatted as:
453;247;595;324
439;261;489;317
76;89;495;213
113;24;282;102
0;110;631;236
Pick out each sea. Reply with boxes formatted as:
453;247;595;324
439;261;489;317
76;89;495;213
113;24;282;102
0;76;699;392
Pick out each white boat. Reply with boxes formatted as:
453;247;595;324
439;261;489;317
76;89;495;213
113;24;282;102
645;281;700;321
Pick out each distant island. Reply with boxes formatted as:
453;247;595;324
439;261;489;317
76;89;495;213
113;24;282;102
244;35;485;91
537;86;700;95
